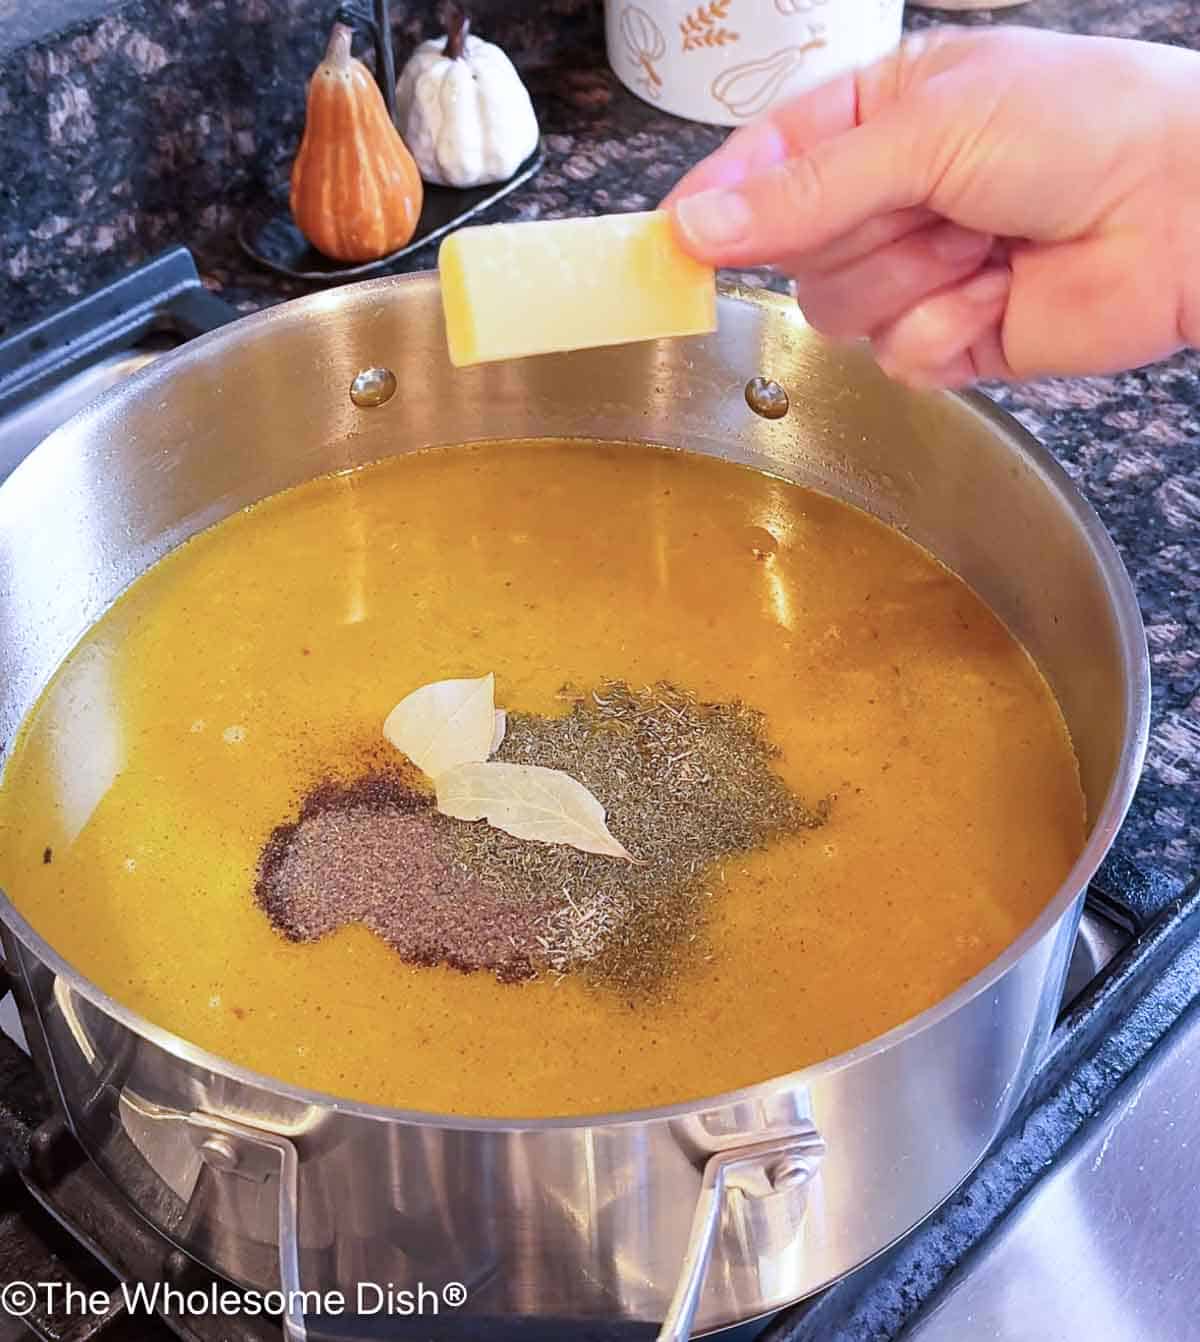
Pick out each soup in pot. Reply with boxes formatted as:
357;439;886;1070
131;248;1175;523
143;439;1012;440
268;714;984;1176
0;440;1085;1116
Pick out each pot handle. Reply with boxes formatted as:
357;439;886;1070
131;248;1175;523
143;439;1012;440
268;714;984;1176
657;1129;826;1342
188;1112;308;1341
190;1113;823;1342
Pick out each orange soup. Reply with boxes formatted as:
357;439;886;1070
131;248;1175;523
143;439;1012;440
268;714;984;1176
0;441;1085;1116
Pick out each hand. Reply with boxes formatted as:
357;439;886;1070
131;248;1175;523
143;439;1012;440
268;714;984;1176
664;27;1200;387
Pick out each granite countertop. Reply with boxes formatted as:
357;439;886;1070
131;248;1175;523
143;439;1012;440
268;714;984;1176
9;0;1200;884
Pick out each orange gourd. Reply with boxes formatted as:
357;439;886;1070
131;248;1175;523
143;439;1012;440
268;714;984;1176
290;23;424;262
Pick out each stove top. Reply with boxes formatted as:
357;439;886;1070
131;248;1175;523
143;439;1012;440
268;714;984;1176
1;251;1197;1342
904;985;1200;1342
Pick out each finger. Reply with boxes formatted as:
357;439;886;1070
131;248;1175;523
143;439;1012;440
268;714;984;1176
791;207;938;276
793;223;994;341
871;267;1013;386
961;324;1015;382
896;323;1016;390
1001;235;1184;377
662;121;791;207
662;70;860;208
901;353;979;390
670;107;932;268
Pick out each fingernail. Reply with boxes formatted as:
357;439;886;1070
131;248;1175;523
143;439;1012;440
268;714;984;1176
673;189;755;251
961;266;1012;305
932;224;991;264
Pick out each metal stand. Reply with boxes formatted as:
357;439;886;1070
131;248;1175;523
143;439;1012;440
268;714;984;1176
334;0;398;123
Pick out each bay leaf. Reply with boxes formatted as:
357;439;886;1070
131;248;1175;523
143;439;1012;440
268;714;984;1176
490;709;507;757
436;761;632;860
383;674;497;779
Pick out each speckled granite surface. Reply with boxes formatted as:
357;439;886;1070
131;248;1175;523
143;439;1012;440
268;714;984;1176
0;0;605;332
3;0;1198;882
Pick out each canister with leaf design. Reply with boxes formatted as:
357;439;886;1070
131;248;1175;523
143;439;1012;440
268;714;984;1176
605;0;904;127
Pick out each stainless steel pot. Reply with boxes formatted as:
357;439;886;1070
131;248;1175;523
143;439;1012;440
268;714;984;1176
0;277;1148;1338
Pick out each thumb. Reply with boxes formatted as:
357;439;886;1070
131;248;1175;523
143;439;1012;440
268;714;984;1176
670;109;932;269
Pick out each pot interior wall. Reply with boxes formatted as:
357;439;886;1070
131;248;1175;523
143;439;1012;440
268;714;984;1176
0;279;1141;838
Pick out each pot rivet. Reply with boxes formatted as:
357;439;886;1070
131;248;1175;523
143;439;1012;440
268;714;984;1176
349;366;398;409
745;376;790;420
769;1154;815;1191
199;1135;240;1173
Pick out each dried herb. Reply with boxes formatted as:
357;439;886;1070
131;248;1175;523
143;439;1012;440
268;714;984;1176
445;681;826;995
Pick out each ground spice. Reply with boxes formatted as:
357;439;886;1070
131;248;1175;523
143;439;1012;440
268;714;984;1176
254;682;827;997
255;775;552;982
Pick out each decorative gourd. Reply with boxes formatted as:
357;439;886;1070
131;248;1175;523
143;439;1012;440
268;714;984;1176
395;8;539;189
290;22;424;262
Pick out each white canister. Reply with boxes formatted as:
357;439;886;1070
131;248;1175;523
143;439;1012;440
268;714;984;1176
605;0;904;127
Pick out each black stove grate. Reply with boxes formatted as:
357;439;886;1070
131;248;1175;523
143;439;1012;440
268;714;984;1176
0;248;236;422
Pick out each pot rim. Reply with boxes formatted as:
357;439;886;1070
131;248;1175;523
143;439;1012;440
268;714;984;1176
0;275;1151;1133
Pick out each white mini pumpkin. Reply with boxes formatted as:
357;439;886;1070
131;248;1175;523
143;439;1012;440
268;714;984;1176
396;15;540;189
